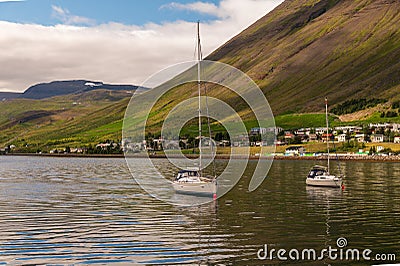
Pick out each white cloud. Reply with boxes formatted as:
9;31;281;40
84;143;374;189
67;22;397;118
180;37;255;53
161;2;222;17
0;0;283;92
162;0;283;27
0;0;24;2
52;5;95;26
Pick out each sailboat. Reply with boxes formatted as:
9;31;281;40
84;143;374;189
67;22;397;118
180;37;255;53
306;98;343;188
172;21;217;197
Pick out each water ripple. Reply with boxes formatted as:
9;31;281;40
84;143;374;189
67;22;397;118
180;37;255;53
0;156;399;265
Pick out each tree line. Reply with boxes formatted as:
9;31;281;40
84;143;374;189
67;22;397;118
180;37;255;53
331;98;387;115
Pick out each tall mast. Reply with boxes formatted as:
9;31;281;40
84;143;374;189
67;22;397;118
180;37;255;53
197;21;202;174
325;97;330;174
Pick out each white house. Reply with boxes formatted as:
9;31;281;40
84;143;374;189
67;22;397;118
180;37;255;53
295;128;311;136
334;126;362;134
369;123;398;133
250;127;283;135
315;127;326;135
70;148;84;153
371;134;384;143
255;141;268;147
285;146;306;156
337;134;347;142
250;127;267;135
308;134;318;142
369;123;390;129
96;143;111;149
392;124;400;132
266;127;284;135
394;136;400;144
355;134;366;143
274;140;286;146
377;146;385;152
217;140;230;147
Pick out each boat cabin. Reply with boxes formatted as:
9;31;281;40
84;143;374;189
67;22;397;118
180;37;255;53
307;166;328;179
175;169;201;182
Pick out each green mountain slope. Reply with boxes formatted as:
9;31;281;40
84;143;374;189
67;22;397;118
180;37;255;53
0;90;131;150
208;0;400;114
143;0;400;134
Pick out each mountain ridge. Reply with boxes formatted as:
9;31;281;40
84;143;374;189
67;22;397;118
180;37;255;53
0;80;139;100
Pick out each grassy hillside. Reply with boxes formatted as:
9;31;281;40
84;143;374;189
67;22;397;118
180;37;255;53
208;0;400;114
142;0;400;135
135;0;400;137
0;90;131;151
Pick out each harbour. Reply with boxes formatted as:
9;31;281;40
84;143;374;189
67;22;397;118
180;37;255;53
0;156;398;265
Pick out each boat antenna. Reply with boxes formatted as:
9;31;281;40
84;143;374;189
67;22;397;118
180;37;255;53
325;97;330;174
197;21;202;175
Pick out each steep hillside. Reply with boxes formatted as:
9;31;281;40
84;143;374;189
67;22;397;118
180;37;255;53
208;0;400;114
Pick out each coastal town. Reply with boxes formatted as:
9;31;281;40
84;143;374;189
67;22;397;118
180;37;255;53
6;122;399;159
122;122;400;155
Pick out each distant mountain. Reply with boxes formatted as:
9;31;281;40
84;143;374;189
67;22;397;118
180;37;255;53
0;92;22;100
0;80;140;101
21;80;139;99
207;0;400;114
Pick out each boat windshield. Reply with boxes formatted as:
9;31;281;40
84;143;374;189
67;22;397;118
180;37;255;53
176;170;199;180
308;168;328;178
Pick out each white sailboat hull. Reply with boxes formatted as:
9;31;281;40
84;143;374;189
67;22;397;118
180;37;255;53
306;176;342;188
173;180;217;196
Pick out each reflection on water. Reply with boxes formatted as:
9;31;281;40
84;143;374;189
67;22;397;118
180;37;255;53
0;156;399;265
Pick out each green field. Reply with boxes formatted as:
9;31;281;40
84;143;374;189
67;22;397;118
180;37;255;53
0;91;130;152
274;113;334;129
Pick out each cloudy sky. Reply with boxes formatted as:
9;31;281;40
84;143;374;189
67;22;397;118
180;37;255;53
0;0;283;92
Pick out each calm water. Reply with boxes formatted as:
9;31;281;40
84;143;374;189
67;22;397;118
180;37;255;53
0;156;399;265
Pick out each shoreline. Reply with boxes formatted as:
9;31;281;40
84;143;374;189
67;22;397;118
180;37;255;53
3;152;400;162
